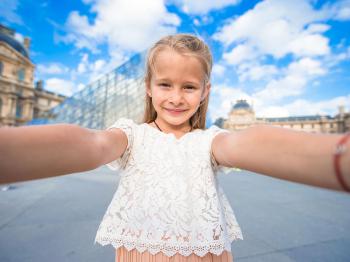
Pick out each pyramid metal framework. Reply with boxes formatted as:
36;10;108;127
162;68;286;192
28;52;147;129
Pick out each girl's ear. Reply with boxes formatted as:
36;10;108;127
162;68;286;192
201;83;211;102
146;81;152;97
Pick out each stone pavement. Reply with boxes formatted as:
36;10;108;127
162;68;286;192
0;167;349;262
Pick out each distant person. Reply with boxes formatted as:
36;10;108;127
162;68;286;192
0;34;349;262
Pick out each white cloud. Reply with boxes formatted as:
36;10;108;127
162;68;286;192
237;62;278;82
77;63;86;74
214;0;331;62
320;46;350;68
288;58;326;77
254;74;307;102
107;47;127;68
288;33;330;57
305;23;330;34
61;0;180;56
0;0;23;25
253;57;326;102
212;64;226;77
71;52;122;84
336;7;350;20
171;0;240;15
223;44;257;65
264;95;350;118
93;59;105;72
327;0;350;21
77;83;85;92
45;78;76;96
37;63;70;75
77;53;89;74
256;105;290;118
288;95;350;115
198;15;214;25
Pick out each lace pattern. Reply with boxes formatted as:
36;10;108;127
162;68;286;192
105;118;135;171
95;120;243;257
209;126;233;175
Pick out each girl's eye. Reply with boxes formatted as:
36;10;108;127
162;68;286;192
159;83;170;87
185;86;196;90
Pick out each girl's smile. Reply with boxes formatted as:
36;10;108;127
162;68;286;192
164;108;187;115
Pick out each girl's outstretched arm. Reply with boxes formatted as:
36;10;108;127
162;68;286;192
212;125;350;192
0;124;128;184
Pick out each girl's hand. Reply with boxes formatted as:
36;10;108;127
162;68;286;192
212;125;350;193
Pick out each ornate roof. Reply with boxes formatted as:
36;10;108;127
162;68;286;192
232;99;252;110
0;28;29;59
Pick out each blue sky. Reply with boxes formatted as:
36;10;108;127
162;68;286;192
1;0;350;123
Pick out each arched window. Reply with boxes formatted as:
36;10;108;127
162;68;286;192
16;99;22;118
18;68;25;81
0;61;3;76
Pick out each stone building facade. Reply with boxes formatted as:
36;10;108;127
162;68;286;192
0;24;66;127
216;99;350;134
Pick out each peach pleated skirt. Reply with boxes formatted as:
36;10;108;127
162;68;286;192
116;246;233;262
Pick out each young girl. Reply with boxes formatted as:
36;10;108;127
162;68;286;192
0;34;349;262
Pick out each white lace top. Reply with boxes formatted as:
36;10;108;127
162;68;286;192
94;118;243;257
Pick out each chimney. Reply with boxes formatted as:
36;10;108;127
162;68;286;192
23;37;31;50
36;80;43;90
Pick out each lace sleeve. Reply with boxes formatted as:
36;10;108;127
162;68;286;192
105;118;134;171
209;125;232;175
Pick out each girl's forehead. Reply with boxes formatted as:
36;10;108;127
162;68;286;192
151;49;206;79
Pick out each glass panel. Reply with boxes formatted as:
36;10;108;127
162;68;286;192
26;52;147;128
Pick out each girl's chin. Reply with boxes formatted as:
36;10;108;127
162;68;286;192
159;114;191;125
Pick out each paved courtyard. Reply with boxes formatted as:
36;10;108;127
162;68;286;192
0;166;349;262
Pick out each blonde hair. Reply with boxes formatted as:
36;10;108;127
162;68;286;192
142;34;213;130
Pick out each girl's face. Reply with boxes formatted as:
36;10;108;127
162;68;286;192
146;48;210;130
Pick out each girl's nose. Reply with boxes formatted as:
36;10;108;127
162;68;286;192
168;89;183;104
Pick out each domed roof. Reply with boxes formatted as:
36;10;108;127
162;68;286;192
0;31;29;59
232;99;252;110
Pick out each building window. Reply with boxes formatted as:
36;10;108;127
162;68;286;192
33;107;39;118
16;100;22;118
18;68;25;82
0;61;3;75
